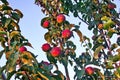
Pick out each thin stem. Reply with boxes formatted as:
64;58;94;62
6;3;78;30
64;66;70;80
77;14;89;26
101;30;110;50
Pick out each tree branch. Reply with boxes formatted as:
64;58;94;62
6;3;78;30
64;66;70;80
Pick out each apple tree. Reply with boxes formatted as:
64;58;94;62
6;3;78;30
0;0;120;80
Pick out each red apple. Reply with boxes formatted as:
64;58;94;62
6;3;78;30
62;29;72;39
43;20;50;28
19;46;27;53
56;14;65;23
42;43;51;52
85;67;94;75
108;3;116;9
50;47;61;57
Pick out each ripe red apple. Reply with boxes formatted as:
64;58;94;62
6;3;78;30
56;14;65;23
19;46;27;53
85;67;94;75
42;43;51;52
43;20;50;28
50;47;61;57
62;29;72;39
108;3;116;9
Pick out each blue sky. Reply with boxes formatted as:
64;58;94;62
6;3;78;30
0;0;120;79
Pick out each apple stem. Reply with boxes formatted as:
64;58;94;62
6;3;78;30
64;65;70;80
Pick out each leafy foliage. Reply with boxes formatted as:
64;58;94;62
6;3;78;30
0;0;120;80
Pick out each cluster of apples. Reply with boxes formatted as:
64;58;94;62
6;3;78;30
41;14;73;57
42;14;72;39
42;14;66;28
41;43;61;57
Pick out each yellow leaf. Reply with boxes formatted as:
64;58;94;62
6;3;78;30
10;31;20;39
116;48;120;53
94;46;104;59
37;72;49;80
98;70;105;80
5;51;12;60
114;71;120;78
101;16;109;21
21;51;33;59
73;29;84;42
20;51;34;65
11;21;20;30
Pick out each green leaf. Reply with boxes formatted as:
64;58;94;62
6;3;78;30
14;9;23;18
88;42;92;48
69;60;73;66
6;52;19;72
0;65;6;75
44;32;52;43
74;66;85;79
53;70;65;80
7;71;16;80
93;28;98;36
1;0;9;5
4;18;12;28
76;69;85;79
107;28;117;38
73;10;78;17
19;65;35;74
112;54;120;62
47;53;57;64
12;13;21;20
61;57;68;67
2;5;12;11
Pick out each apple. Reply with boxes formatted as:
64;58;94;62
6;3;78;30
108;3;116;9
43;20;50;28
19;46;27;53
62;29;72;39
98;23;103;30
42;43;51;52
50;47;61;57
85;67;94;75
56;14;65;23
